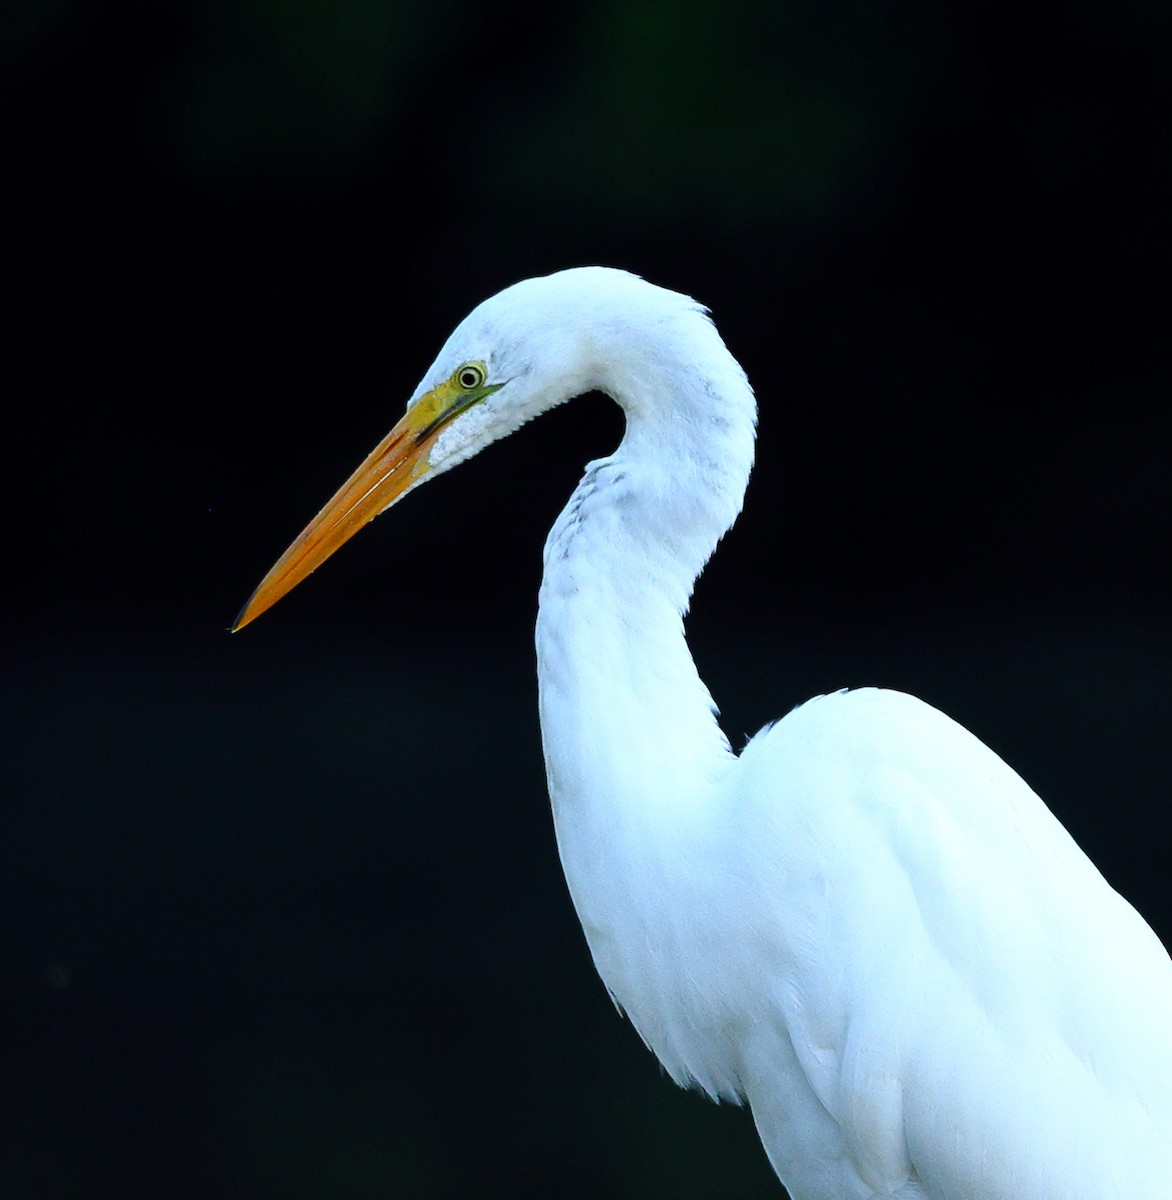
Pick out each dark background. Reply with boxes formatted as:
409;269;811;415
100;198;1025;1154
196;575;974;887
4;2;1170;1197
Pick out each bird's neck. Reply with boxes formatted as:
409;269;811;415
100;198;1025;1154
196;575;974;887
531;309;757;1099
535;347;756;917
536;485;732;813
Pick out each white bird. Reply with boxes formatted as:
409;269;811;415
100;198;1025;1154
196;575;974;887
235;267;1172;1199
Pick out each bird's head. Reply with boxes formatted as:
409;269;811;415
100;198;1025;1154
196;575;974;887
233;267;654;631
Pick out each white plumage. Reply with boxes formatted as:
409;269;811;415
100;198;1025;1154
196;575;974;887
236;267;1172;1198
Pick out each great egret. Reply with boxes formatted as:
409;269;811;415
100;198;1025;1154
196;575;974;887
235;268;1172;1199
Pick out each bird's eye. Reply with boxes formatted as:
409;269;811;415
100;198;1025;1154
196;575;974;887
456;363;487;390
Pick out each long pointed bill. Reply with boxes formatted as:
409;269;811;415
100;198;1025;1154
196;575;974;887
233;376;488;631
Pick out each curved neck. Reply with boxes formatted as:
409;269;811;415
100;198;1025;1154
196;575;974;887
535;330;756;832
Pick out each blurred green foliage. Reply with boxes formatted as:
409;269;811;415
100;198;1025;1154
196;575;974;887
161;0;455;177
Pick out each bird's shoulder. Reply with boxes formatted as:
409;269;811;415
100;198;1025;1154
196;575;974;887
735;685;1163;999
741;685;1081;871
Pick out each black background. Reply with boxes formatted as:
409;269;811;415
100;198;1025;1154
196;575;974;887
5;2;1170;1196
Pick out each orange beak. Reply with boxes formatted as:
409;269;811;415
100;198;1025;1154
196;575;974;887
233;377;481;631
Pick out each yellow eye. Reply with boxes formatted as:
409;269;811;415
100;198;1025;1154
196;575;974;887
455;362;487;390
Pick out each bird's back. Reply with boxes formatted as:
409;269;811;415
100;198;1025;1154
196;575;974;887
731;687;1172;1199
